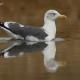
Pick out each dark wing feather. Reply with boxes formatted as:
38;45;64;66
8;23;48;39
0;22;48;39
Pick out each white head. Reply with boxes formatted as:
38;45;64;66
44;10;67;23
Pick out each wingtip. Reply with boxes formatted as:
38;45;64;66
0;21;4;27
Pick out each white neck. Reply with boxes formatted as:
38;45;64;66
42;19;56;40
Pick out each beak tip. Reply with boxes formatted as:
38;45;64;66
61;15;67;19
58;15;67;19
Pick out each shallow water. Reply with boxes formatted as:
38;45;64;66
0;38;79;80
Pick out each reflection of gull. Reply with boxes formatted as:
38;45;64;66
0;41;47;58
42;41;63;73
0;40;65;73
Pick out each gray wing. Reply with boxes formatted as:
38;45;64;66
7;22;48;39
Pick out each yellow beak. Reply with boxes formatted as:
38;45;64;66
58;15;67;19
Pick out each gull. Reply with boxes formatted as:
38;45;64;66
0;10;67;41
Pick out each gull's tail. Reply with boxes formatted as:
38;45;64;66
0;22;4;27
0;21;24;40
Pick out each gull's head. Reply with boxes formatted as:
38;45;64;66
44;10;67;22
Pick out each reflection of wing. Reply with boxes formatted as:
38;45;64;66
0;41;47;58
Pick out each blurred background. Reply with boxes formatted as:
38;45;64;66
0;0;80;39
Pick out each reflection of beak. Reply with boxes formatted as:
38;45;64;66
58;15;67;19
58;61;66;67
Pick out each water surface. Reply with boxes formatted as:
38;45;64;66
0;38;79;80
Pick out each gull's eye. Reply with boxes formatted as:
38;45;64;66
49;13;56;17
